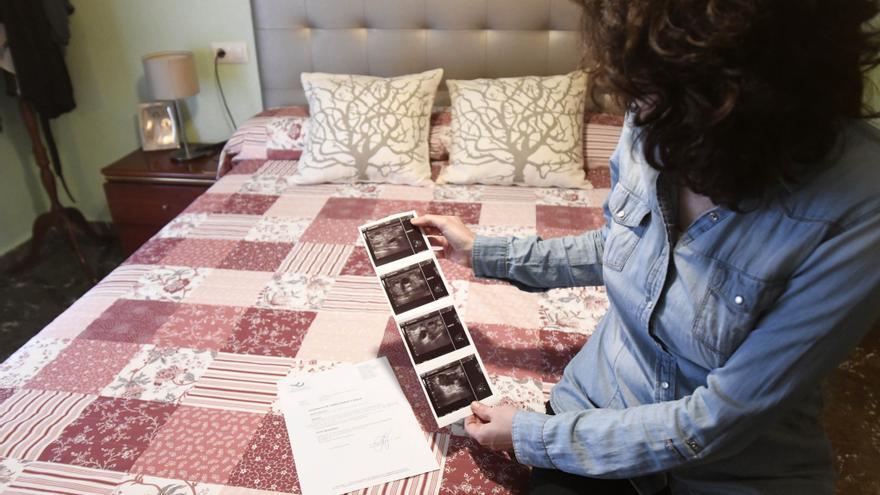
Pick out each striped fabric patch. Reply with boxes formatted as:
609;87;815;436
278;243;353;276
583;122;623;168
0;389;95;461
255;160;298;177
281;184;341;197
479;185;539;203
346;433;450;495
4;462;126;495
187;214;261;240
321;275;388;313
180;353;295;413
88;265;153;298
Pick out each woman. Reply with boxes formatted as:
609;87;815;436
411;1;880;493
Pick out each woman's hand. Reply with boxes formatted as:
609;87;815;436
410;215;476;268
463;401;518;452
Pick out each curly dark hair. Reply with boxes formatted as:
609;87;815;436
580;0;880;207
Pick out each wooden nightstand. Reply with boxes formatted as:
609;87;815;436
101;146;220;256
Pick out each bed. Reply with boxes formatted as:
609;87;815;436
0;0;628;493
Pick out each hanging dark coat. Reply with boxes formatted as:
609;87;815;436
0;0;76;199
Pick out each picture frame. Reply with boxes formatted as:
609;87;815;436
137;101;180;151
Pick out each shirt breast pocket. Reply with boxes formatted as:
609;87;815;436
692;264;785;366
604;186;652;271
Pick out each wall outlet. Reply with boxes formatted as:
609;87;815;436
211;41;248;64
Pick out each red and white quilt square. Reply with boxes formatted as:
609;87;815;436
79;299;179;343
162;239;239;268
217;193;278;215
539;286;609;334
123;237;183;265
244;217;311;243
5;462;127;495
181;353;294;413
469;323;543;381
316;197;379;220
338;247;373;276
128;266;211;302
184;269;274;307
130;406;263;484
209;173;250;193
491;374;546;413
478;202;537;227
25;340;140;394
442;436;530;490
378;184;435;201
0;389;95;461
586;165;612;188
153;303;246;350
187;214;262;240
320;275;388;314
155;213;208;239
218;241;293;272
296;312;388;362
38;295;116;340
101;345;215;403
277;243;352;276
540;329;589;382
0;337;69;387
372;199;428;219
263;195;328;219
298;218;361;244
223;308;316;358
427;201;482;224
88;265;154;299
39;396;178;471
464;282;541;329
114;473;224;495
255;273;334;311
536;204;604;233
183;193;232;214
226;413;300;493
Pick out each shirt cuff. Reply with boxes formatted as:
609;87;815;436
511;410;555;469
471;235;510;280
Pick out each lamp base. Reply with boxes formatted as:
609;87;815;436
170;146;214;162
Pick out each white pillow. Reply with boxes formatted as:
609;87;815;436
292;69;443;185
439;71;589;187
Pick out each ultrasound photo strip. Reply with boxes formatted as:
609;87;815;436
362;214;429;266
359;211;498;427
399;306;471;364
421;355;493;418
380;259;449;315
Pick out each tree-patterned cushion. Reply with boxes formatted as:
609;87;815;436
440;71;589;188
293;69;443;185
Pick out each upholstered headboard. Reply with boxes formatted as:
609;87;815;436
251;0;586;108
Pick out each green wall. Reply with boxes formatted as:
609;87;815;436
0;0;262;254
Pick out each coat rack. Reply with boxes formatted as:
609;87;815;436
6;98;100;283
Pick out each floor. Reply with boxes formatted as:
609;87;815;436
0;229;878;494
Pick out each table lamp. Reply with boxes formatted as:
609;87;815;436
142;51;211;161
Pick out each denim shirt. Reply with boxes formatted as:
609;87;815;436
471;117;880;495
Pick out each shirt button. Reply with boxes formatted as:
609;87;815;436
616;210;625;218
734;295;744;305
709;212;719;222
660;381;670;390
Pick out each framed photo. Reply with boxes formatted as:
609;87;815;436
138;101;179;151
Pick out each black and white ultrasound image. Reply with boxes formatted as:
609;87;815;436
401;306;470;364
381;260;449;314
362;215;428;266
422;355;492;417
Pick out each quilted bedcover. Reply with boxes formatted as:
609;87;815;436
0;148;616;493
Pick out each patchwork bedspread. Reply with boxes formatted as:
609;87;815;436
0;157;614;494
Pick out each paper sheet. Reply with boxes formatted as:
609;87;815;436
277;357;439;495
359;211;499;427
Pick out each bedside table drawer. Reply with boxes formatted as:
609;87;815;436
104;182;205;225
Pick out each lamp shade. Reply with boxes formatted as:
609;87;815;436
142;51;199;100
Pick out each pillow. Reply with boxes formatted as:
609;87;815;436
292;69;443;185
439;71;589;187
